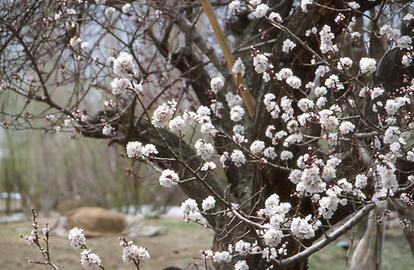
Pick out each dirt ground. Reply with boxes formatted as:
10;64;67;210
0;217;213;270
0;215;413;270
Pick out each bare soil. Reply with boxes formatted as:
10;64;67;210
0;217;213;270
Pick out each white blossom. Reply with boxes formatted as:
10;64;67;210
301;0;313;13
337;57;353;70
113;52;137;78
152;100;177;128
234;260;249;270
212;251;232;264
359;57;376;74
232;58;246;77
68;227;86;248
194;139;215;160
250;140;265;155
202;196;216;211
159;169;179;188
285;76;301;89
282;39;296;53
122;3;131;14
339;121;355;135
254;4;269;18
290;215;316;239
253;54;269;74
121;241;150;263
263;228;283;247
169;116;186;133
181;198;199;220
230;105;245;122
355;174;368;189
269;12;282;22
231;150;246;167
210;77;224;94
80;250;101;270
280;151;293;161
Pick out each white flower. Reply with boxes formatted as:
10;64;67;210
263;228;283;247
383;126;400;144
212;251;232;264
250;140;265;155
113;52;137;78
201;161;217;171
105;7;116;16
277;68;293;80
228;0;241;12
226;93;243;107
232;58;246;77
402;54;412;67
159;169;179;188
297;98;314;112
286;76;301;89
126;141;144;158
403;14;414;21
314;86;327;97
290;216;315;239
370;87;384;99
385;97;410;116
210;77;224;94
263;147;277;160
337;57;353;70
282;39;296;53
122;3;131;14
339;121;355;135
68;227;86;248
126;141;158;159
269;12;282;22
111;78;133;95
301;0;313;13
254;3;269;18
235;240;251;253
406;151;414;162
376;164;398;193
102;124;113;136
319;109;338;131
234;260;249;270
230;105;245;122
355;174;368;189
231;150;246;167
348;2;360;9
202;196;216;211
181;199;199;220
194;139;215;160
70;37;82;48
121;241;150;263
319;25;335;54
359;57;376;74
152;100;177;128
253;54;268;74
169;116;186;133
325;74;344;90
397;36;412;49
280;151;293;161
80;250;101;270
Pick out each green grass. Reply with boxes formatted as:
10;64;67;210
309;235;414;270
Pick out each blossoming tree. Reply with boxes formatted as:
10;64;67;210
2;0;414;269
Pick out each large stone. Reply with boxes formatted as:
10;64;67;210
67;207;127;236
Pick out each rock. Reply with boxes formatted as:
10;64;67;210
0;212;26;224
67;207;127;236
336;240;350;250
128;224;168;238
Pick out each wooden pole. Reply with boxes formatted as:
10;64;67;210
200;0;256;117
